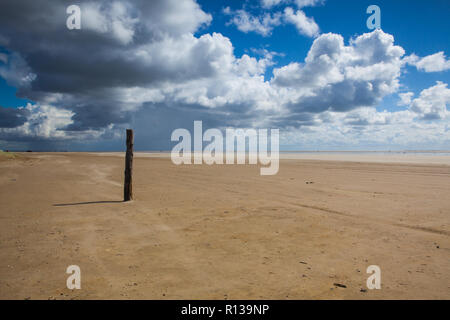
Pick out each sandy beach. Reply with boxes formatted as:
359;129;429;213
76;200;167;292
0;152;449;299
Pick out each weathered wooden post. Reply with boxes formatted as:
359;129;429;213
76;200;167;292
124;129;133;201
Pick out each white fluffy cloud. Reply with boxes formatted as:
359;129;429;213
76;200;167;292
409;81;450;120
405;51;450;72
398;92;414;106
280;110;450;150
261;0;284;8
0;103;74;139
278;80;450;149
261;0;323;9
140;0;212;37
81;0;212;45
283;7;319;37
226;4;320;38
294;0;323;9
224;7;282;36
272;30;405;112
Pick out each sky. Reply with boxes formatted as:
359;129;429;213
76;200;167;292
0;0;449;151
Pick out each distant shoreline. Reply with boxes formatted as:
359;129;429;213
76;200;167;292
78;151;450;165
5;150;450;165
4;150;450;154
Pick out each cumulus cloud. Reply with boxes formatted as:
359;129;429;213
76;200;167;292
294;0;324;9
0;103;74;139
277;80;450;149
261;0;285;8
81;1;139;45
397;92;414;106
404;51;450;72
261;0;324;9
409;81;450;120
280;109;450;150
272;30;405;114
226;4;320;38
283;7;319;37
224;7;282;36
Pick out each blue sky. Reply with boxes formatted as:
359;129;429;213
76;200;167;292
0;0;449;151
0;77;31;107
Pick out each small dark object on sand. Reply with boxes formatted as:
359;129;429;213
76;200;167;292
333;283;347;288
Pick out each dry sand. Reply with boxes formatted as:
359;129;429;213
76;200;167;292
0;152;449;299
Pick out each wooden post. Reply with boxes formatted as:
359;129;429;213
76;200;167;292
124;129;133;202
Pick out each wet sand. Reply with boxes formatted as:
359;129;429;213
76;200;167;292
0;152;449;299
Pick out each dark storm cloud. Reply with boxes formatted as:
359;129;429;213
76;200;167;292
0;0;215;93
0;0;215;135
0;106;29;128
270;112;316;128
65;103;131;131
130;100;268;150
286;80;385;114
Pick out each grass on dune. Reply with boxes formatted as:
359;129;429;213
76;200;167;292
0;151;19;160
